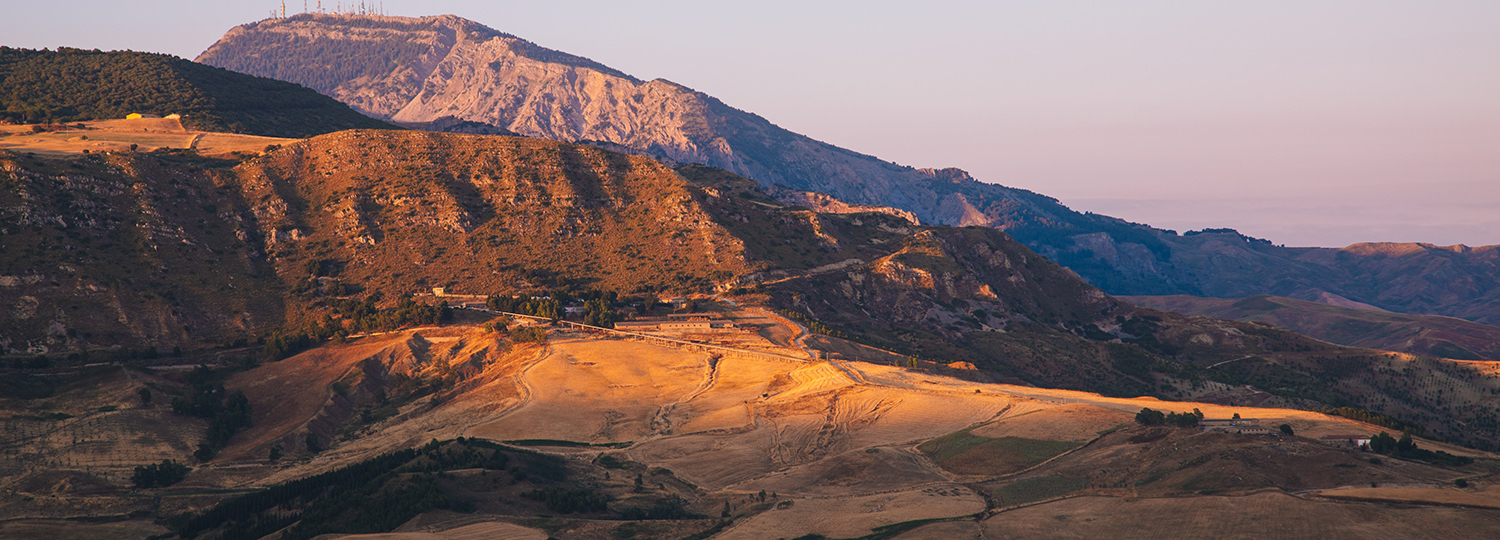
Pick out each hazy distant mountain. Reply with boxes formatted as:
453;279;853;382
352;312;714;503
196;14;1500;323
1126;294;1500;361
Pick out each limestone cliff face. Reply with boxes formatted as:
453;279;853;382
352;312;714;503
195;14;1018;225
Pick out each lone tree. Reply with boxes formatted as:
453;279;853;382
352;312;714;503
1279;424;1294;436
1135;408;1166;426
131;459;190;488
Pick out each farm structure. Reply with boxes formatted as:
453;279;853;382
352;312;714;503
1320;434;1374;448
1201;418;1273;435
616;313;736;332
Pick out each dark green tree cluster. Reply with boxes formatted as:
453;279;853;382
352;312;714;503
131;459;191;489
176;447;419;539
282;475;450;540
521;486;610;514
171;366;252;462
487;295;562;320
1323;407;1430;439
263;298;453;361
175;439;568;540
509;327;548;343
1366;432;1472;466
336;297;450;332
582;297;617;328
1134;407;1202;427
399;439;510;473
617;495;697;520
776;309;851;340
262;330;314;361
0;47;391;137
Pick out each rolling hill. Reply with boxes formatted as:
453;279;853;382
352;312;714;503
1125;294;1500;361
0;47;393;137
3;325;1495;539
194;14;1500;325
6;129;1500;450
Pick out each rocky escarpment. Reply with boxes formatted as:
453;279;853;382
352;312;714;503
0;131;757;351
0;152;284;353
768;186;919;225
194;14;1056;225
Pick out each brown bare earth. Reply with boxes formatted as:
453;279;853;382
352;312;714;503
971;492;1500;539
716;486;986;540
0;518;170;540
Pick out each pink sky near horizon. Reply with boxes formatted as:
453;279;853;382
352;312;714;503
4;1;1497;247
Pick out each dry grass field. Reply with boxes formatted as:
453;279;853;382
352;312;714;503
0;119;293;156
971;404;1132;442
329;520;548;540
716;485;985;540
972;492;1500;539
1313;483;1500;509
464;336;715;444
7;318;1498;539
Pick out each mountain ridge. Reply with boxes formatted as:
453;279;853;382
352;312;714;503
194;13;1500;325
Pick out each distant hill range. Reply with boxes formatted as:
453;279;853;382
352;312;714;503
195;14;1500;323
1126;294;1500;361
0;46;391;137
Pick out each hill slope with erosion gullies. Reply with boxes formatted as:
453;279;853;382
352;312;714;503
0;47;393;138
195;14;1500;325
1127;294;1500;362
0;150;287;353
1;130;751;352
5;130;1499;449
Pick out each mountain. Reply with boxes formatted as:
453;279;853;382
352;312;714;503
1125;294;1500;361
0;47;392;138
196;14;1500;324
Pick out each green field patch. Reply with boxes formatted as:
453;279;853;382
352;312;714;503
992;475;1088;507
918;430;1079;476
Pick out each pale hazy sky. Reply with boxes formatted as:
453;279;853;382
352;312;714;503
5;1;1498;247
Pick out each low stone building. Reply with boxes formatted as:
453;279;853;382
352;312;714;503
1320;434;1373;448
1201;418;1272;435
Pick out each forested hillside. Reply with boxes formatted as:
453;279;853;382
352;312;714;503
0;47;392;137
